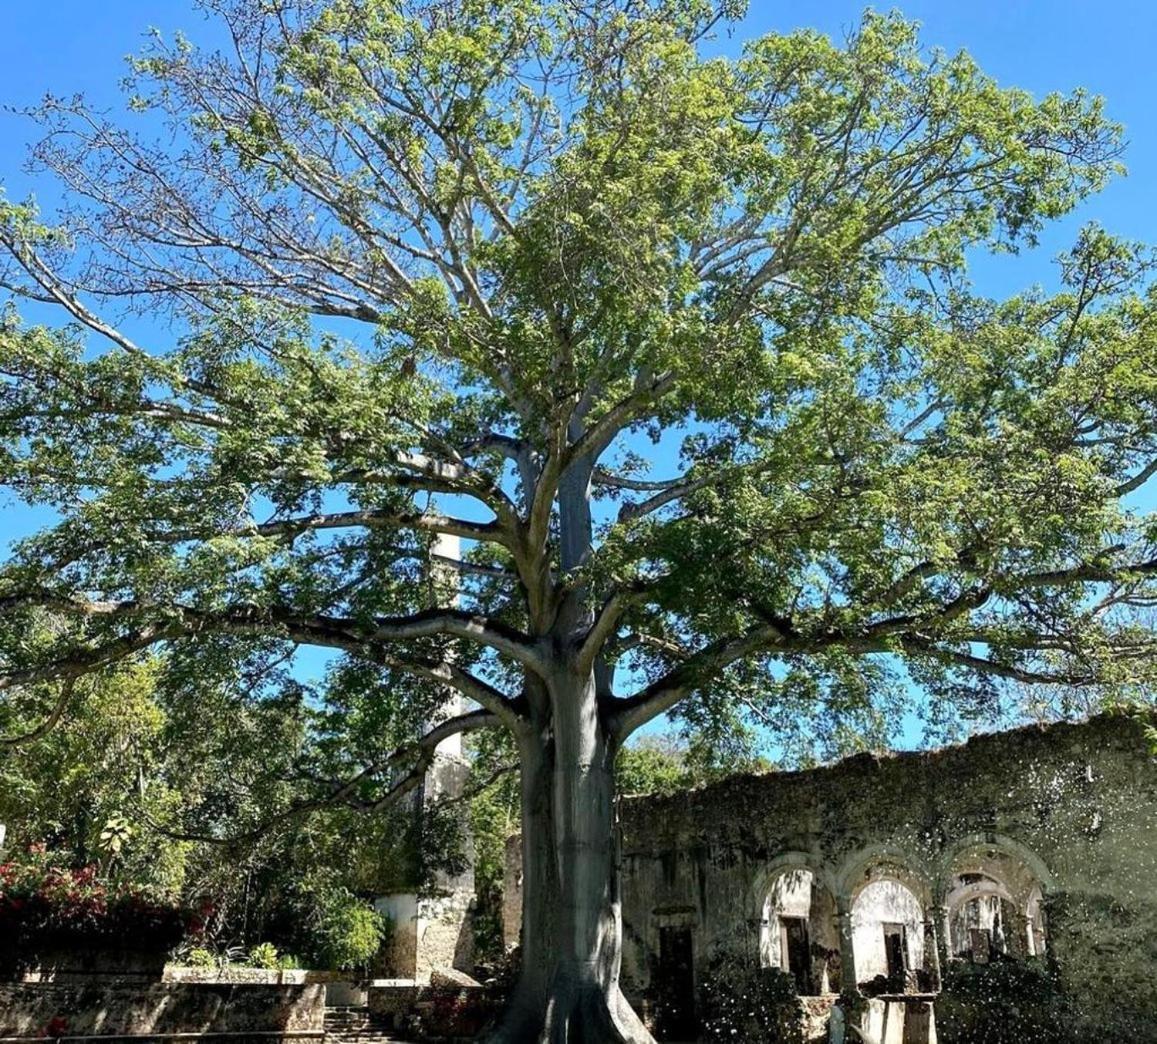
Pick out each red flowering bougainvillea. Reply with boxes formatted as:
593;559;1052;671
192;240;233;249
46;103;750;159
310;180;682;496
0;846;193;955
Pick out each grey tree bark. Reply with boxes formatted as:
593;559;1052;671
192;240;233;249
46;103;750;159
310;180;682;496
484;669;653;1044
485;455;654;1042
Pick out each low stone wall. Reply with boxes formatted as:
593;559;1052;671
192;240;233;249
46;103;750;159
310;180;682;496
0;981;325;1039
162;968;339;985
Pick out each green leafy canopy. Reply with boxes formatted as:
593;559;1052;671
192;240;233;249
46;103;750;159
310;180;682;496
0;0;1155;819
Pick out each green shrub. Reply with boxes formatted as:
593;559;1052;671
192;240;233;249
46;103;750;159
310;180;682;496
312;888;389;972
0;852;192;955
247;942;281;969
698;949;804;1044
183;946;217;968
937;959;1066;1044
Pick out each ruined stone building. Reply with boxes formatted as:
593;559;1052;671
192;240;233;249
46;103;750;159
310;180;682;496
506;713;1157;1042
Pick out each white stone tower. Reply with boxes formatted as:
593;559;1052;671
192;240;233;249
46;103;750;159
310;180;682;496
375;533;476;981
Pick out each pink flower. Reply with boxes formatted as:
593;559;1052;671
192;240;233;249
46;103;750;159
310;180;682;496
41;1016;69;1039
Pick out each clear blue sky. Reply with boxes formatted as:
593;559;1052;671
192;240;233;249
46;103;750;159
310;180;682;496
3;1;1157;270
1;2;1155;752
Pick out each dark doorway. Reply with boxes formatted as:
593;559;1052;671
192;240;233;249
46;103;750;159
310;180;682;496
780;916;812;993
882;922;907;989
655;926;697;1040
970;926;993;963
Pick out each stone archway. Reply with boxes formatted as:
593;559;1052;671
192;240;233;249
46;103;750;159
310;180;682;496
752;855;842;996
836;848;937;996
939;836;1052;962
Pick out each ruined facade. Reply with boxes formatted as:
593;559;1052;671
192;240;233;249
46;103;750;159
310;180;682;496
505;713;1157;1042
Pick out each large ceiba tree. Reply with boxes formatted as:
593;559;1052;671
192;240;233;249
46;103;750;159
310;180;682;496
2;2;1157;1039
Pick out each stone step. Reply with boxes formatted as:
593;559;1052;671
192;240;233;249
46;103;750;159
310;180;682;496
323;1031;402;1044
322;1006;398;1042
323;1007;376;1024
323;1025;388;1035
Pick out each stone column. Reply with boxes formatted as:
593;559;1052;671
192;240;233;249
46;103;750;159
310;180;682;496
836;896;859;997
376;534;476;980
922;915;942;992
936;904;952;972
1024;913;1037;957
834;901;867;1044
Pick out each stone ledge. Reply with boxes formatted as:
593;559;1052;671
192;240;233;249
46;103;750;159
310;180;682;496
163;969;345;985
0;981;326;1038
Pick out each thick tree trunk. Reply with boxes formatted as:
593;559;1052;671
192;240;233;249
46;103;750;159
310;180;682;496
484;669;654;1044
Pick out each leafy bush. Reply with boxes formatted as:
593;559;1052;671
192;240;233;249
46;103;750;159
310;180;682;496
937;959;1067;1044
698;948;804;1044
183;946;218;968
311;886;389;971
247;942;281;969
0;847;191;953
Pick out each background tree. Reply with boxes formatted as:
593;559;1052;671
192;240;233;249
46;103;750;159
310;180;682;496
0;658;187;886
0;644;399;969
2;2;1157;1039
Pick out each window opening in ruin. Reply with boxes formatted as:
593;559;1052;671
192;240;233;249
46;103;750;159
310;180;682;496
780;916;812;994
946;855;1048;965
852;876;925;994
882;922;908;989
760;867;841;997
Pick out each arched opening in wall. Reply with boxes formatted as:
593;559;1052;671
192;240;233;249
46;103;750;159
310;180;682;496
759;867;840;996
946;874;1018;961
944;843;1049;964
851;876;928;995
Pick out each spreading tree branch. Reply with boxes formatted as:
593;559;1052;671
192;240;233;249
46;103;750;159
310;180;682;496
0;678;78;746
0;593;546;682
143;708;500;845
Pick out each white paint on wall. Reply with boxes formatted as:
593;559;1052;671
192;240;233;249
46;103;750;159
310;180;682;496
761;869;814;968
851;879;924;983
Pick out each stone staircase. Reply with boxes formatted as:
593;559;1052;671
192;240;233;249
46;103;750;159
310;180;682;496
323;1005;402;1044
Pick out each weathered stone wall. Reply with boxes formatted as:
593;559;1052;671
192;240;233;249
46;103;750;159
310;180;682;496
0;980;325;1038
376;888;476;982
606;713;1156;1041
162;967;341;984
